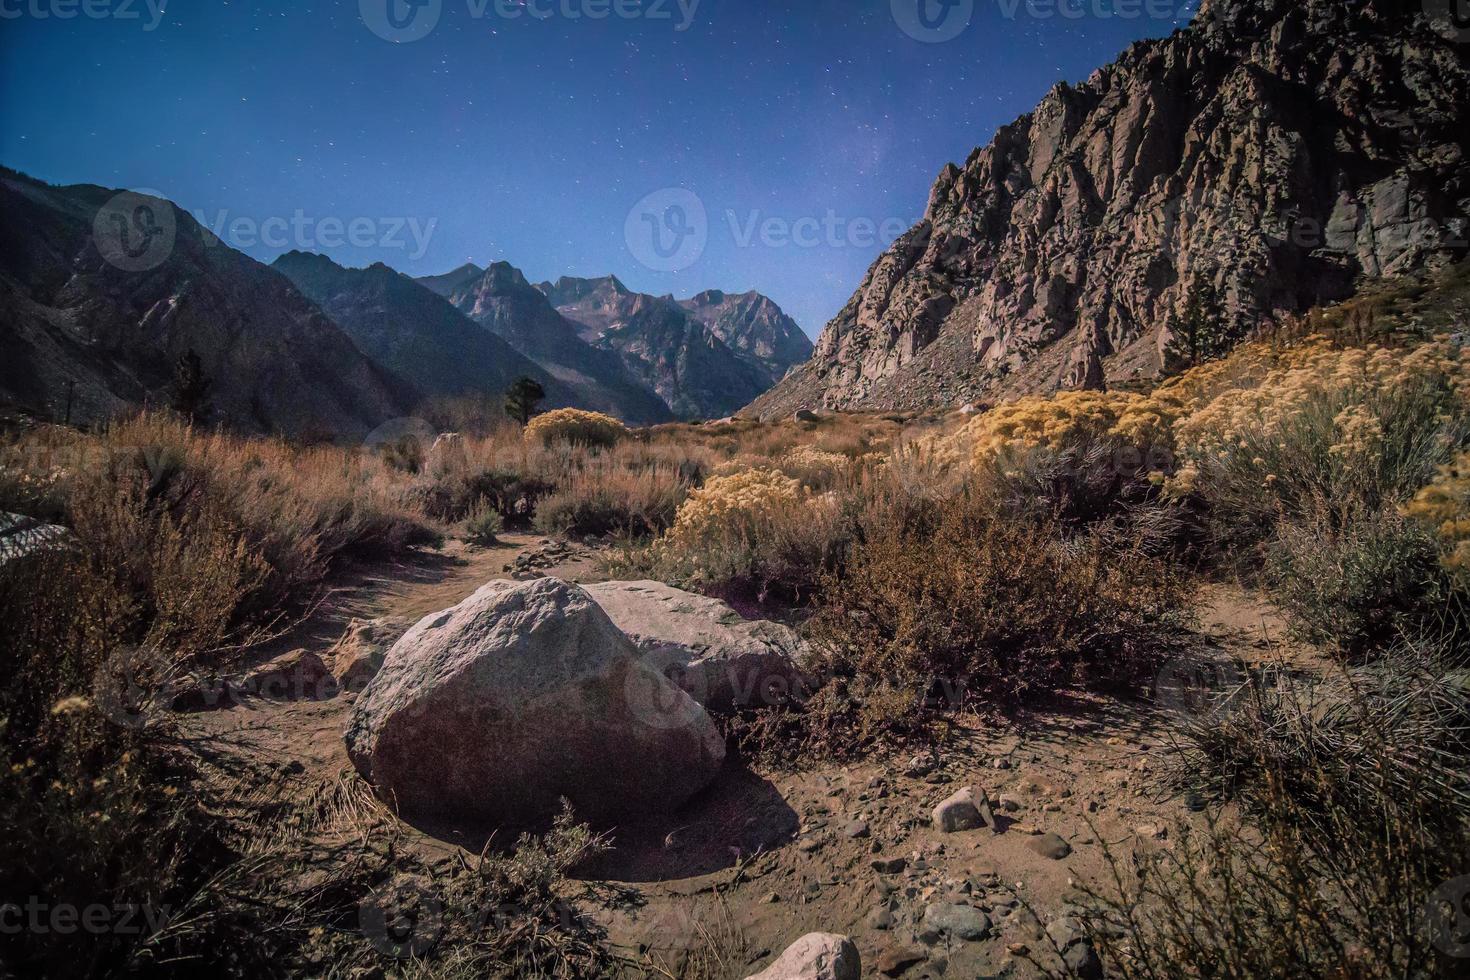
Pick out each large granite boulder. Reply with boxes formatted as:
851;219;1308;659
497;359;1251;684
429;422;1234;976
582;580;813;712
744;933;860;980
344;577;726;828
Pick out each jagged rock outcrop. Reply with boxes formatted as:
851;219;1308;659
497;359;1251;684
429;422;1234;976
419;263;675;425
540;275;802;419
0;169;413;438
678;288;814;384
748;0;1470;418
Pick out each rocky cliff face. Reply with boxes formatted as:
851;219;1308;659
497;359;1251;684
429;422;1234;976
748;0;1470;418
272;251;568;408
678;289;814;385
0;169;413;438
539;275;777;419
420;263;675;425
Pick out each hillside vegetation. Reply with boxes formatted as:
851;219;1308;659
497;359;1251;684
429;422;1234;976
2;264;1468;977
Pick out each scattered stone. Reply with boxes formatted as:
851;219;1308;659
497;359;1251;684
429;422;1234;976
932;786;996;833
744;933;860;980
1064;940;1104;979
329;617;408;690
0;512;68;563
920;903;992;943
1027;833;1073;860
843;820;870;839
1047;915;1087;950
344;578;725;828
871;856;907;874
903;754;935;777
875;944;926;976
240;649;335;700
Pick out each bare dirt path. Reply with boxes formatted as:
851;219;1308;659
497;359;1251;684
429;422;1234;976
178;547;1302;979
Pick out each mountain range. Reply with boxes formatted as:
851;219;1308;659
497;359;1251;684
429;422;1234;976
0;170;412;439
5;0;1463;435
748;0;1470;417
0;167;809;434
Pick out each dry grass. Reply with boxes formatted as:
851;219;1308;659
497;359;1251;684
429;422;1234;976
1072;641;1470;979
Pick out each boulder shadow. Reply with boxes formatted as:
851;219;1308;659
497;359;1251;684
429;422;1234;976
574;765;800;883
391;765;799;885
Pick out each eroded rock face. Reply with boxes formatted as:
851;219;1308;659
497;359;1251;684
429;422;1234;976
744;933;861;980
344;577;726;828
581;580;814;712
748;0;1470;417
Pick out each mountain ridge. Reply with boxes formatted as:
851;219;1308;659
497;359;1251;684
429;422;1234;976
0;168;413;439
271;250;571;411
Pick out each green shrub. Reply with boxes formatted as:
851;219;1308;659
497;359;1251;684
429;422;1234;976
463;506;504;546
807;493;1189;707
1078;643;1470;980
1267;505;1464;657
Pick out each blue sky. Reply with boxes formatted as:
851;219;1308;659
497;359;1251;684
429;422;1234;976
0;0;1200;335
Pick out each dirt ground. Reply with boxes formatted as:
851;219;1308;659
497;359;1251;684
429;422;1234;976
180;535;1306;979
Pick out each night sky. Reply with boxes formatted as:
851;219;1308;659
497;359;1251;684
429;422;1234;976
1;0;1200;335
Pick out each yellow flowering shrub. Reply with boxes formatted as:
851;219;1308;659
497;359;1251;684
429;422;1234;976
952;390;1150;463
523;408;628;448
1406;451;1470;585
662;468;806;549
1174;339;1470;459
782;445;849;472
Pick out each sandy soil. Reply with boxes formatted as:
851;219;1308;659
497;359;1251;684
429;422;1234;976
180;539;1300;979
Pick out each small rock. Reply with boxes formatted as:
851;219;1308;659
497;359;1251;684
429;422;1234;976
1027;833;1073;860
744;932;860;980
875;944;926;977
1136;823;1168;840
931;786;996;833
761;891;782;904
993;758;1011;770
871;856;907;874
1064;940;1104;980
920;903;992;943
843;820;870;840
